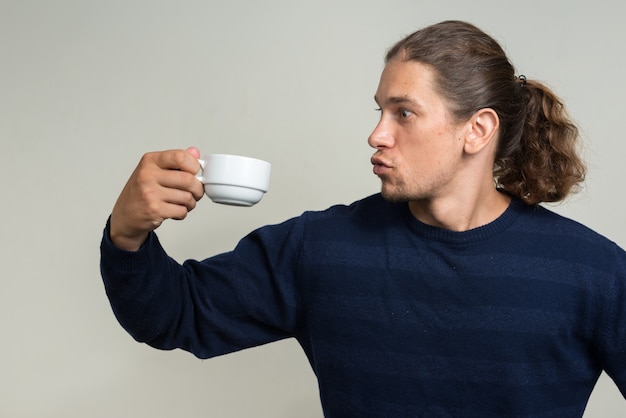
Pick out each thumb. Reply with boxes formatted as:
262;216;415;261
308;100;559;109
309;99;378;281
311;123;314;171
186;146;201;159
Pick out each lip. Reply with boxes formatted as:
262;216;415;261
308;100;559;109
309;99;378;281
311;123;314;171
371;156;392;176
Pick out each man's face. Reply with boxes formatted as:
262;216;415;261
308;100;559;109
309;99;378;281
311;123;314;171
369;59;467;203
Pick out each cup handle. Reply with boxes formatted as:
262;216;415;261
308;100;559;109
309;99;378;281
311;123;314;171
196;159;206;183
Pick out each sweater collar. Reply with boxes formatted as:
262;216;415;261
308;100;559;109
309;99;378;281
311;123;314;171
402;197;529;245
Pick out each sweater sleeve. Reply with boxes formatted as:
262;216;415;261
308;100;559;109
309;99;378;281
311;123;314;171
598;243;626;397
99;216;305;359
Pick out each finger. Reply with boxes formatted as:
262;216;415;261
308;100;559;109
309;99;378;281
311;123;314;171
156;168;204;201
161;187;199;212
139;201;190;225
152;149;201;174
186;146;201;159
132;188;196;226
159;201;194;221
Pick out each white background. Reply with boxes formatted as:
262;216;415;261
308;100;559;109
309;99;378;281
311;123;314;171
1;0;624;416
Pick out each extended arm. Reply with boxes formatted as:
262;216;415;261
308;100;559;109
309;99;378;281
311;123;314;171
100;214;305;359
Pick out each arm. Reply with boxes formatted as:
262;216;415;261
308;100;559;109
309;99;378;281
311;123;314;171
598;244;626;397
100;216;304;359
101;147;304;357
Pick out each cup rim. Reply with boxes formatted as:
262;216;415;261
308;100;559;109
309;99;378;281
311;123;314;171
202;153;270;166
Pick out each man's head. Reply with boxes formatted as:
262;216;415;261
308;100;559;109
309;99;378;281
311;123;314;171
378;20;585;205
385;20;525;163
369;21;514;203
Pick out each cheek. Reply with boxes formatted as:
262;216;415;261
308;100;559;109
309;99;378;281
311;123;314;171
413;139;457;172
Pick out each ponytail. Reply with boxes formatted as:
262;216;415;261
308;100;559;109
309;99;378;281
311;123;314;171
494;80;586;204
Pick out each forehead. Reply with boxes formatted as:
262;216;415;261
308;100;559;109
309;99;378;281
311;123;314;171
375;59;441;103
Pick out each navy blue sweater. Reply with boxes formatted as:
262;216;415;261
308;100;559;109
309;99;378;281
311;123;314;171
100;194;626;417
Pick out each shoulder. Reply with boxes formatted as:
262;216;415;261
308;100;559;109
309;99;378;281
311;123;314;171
255;193;395;229
315;193;394;214
301;193;404;226
258;194;406;243
512;201;625;267
521;203;615;245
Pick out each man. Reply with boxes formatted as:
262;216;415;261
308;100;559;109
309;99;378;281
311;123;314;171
101;21;626;417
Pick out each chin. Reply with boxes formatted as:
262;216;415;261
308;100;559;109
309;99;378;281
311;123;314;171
380;187;410;203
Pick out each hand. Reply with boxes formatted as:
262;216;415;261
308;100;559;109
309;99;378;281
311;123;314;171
109;147;204;251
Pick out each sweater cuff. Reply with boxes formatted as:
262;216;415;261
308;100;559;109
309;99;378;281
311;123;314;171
100;216;160;280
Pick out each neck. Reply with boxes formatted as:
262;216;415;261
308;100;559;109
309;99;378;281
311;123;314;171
408;188;511;232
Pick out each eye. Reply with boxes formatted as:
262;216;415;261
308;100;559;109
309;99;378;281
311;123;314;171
399;109;412;118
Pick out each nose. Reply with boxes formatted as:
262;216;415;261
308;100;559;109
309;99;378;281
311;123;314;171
368;119;395;149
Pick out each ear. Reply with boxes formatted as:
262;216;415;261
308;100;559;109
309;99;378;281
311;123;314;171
463;108;499;155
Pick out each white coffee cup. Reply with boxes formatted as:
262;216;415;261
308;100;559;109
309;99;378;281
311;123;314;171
196;154;271;206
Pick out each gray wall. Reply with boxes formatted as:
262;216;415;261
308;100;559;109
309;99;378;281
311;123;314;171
1;0;624;416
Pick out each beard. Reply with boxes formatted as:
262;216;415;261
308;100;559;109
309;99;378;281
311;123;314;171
379;175;412;203
381;188;409;203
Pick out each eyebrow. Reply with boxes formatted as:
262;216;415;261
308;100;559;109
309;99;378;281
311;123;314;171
374;95;423;108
